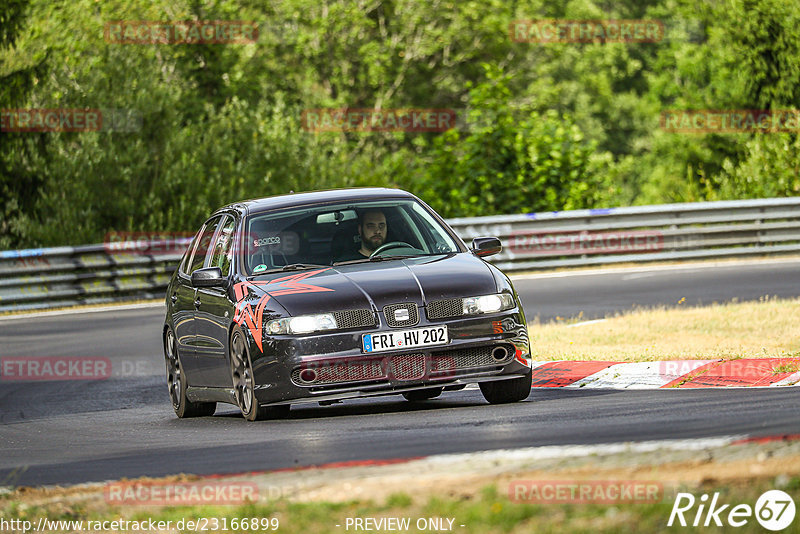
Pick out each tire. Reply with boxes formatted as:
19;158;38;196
229;328;290;421
165;327;216;418
479;367;532;404
402;387;443;401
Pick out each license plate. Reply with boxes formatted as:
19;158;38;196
362;325;448;353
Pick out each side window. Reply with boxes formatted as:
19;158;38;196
209;216;236;276
180;228;203;275
188;216;222;274
410;202;458;253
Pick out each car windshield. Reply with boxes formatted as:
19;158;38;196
242;198;461;275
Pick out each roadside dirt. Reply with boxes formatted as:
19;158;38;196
5;436;799;513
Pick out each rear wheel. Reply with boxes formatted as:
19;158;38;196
402;387;443;401
479;367;532;404
230;328;290;421
165;327;216;418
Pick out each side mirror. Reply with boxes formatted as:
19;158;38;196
191;266;225;288
471;237;502;258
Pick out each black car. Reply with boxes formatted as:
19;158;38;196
163;188;532;420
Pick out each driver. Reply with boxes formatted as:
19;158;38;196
334;209;387;262
358;210;387;257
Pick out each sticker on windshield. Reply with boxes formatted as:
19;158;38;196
246;231;300;255
253;236;281;247
253;264;268;273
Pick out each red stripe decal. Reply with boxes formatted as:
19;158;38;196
232;269;334;353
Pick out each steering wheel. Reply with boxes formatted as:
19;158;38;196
369;241;414;258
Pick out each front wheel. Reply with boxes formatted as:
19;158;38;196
479;367;532;404
165;327;216;418
229;328;290;421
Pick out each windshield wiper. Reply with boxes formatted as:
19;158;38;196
249;263;330;277
278;263;330;271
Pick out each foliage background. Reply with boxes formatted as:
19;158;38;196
1;0;799;248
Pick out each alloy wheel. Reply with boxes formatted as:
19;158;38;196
230;331;253;416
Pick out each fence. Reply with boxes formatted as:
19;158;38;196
1;198;799;312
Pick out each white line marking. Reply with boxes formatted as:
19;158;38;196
415;436;747;467
567;319;607;328
621;272;656;280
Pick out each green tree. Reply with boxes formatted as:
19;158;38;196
0;0;48;248
414;66;617;217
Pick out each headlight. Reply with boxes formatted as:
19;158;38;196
463;293;515;315
267;313;337;335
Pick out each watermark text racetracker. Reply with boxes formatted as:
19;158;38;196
510;19;665;43
296;353;460;386
105;480;258;506
103;230;301;257
509;480;663;504
302;108;457;132
1;109;142;132
104;20;259;44
509;230;664;257
661;109;800;134
658;358;800;387
0;357;110;381
0;357;156;380
103;231;195;255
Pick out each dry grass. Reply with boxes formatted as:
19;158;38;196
528;297;800;362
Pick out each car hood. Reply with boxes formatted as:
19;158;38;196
246;253;498;316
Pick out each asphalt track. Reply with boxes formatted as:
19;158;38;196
1;259;799;487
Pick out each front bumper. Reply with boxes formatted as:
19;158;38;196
249;309;530;405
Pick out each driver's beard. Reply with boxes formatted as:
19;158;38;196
365;235;384;252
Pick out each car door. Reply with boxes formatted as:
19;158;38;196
170;227;203;371
194;214;238;387
175;216;222;382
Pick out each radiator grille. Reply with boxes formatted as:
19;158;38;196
389;353;426;380
291;359;385;385
291;346;513;387
383;303;419;328
426;298;463;320
430;345;513;374
333;308;376;329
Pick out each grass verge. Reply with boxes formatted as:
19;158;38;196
2;476;798;533
528;297;800;362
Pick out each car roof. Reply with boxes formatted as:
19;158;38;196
214;188;417;216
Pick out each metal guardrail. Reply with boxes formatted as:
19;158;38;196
448;197;800;271
1;197;799;312
0;243;182;313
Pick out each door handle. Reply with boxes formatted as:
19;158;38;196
170;294;178;304
194;299;201;308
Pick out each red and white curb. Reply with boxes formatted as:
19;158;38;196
529;359;800;389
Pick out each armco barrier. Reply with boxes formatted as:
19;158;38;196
1;198;799;312
448;197;800;271
0;242;184;312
